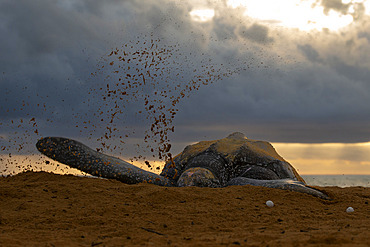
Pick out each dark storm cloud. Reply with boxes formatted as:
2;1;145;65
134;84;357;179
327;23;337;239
319;0;366;19
320;0;350;14
0;0;111;120
0;0;184;128
1;0;370;157
358;31;370;41
0;0;227;155
298;44;322;63
172;11;370;143
238;23;273;44
174;58;370;143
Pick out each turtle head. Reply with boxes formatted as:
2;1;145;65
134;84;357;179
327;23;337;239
177;167;220;188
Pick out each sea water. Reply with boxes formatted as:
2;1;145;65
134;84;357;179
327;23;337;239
302;175;370;187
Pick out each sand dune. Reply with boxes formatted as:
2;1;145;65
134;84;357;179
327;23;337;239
1;172;369;246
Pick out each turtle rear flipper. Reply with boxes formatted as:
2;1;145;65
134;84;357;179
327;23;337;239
36;137;174;186
227;177;330;200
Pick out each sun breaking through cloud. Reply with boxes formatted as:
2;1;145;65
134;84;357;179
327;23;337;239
226;0;360;31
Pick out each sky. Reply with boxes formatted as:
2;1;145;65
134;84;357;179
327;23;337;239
1;0;370;175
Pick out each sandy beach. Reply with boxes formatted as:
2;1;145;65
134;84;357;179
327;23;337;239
0;171;369;247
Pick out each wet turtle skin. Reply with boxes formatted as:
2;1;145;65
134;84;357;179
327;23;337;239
161;132;304;186
36;137;173;186
36;132;330;199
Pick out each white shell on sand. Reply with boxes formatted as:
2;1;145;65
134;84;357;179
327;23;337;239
266;200;274;207
346;207;354;213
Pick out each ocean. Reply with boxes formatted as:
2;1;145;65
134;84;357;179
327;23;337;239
302;175;370;187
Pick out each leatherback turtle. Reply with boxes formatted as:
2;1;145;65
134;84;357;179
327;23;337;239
36;132;329;199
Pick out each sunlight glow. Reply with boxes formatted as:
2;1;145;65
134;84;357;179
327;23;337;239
227;0;356;31
190;9;215;22
364;0;370;14
273;142;370;174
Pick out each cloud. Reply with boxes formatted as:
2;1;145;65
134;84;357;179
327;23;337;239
0;0;111;121
274;142;370;174
238;23;273;43
1;0;370;160
319;0;367;20
320;0;350;15
298;44;322;63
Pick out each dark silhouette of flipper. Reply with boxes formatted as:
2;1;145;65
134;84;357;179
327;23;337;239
36;137;174;186
227;177;330;200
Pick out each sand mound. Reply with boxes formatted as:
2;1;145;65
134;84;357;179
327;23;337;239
1;172;369;246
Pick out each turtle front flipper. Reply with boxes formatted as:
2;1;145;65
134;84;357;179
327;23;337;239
36;137;174;186
227;177;330;200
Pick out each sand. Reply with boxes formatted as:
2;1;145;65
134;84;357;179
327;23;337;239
0;172;369;247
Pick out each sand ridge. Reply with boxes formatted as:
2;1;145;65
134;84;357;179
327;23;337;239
0;172;369;246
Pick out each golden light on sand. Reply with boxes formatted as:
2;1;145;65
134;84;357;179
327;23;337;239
190;9;215;22
227;0;357;31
